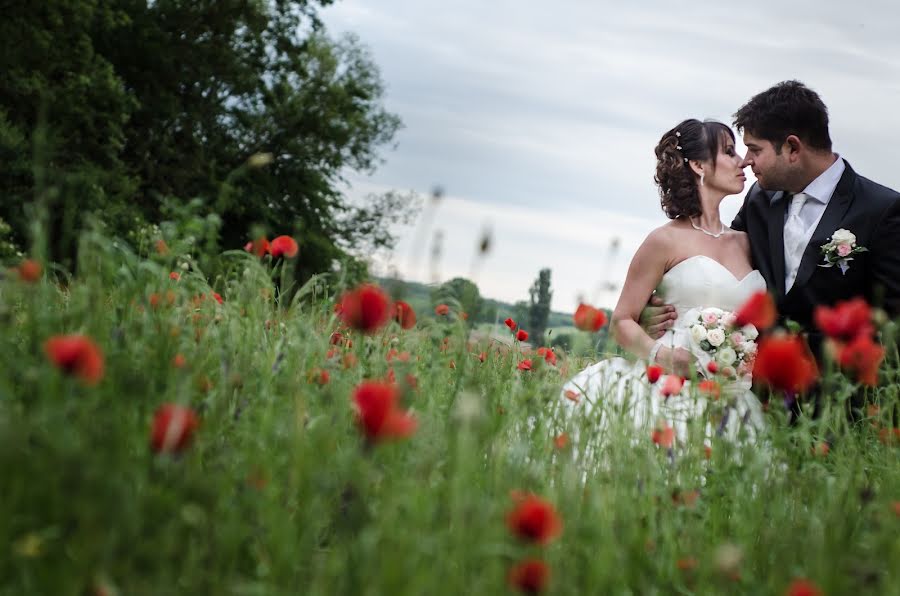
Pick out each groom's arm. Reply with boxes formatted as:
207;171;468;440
730;194;749;232
869;198;900;317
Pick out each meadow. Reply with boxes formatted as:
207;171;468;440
2;231;899;596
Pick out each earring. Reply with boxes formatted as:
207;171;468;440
699;172;705;186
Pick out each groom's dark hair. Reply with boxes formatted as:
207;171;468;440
733;80;832;153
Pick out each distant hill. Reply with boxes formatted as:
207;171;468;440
375;276;575;327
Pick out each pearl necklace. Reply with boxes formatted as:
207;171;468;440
689;217;726;238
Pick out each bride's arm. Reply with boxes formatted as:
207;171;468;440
610;230;692;374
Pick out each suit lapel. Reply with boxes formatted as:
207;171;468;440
789;165;857;293
768;191;788;297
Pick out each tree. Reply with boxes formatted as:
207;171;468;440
528;268;553;346
431;277;483;320
0;1;403;280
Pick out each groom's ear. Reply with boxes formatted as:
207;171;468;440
784;135;803;161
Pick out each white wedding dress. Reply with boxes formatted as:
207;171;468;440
561;255;767;447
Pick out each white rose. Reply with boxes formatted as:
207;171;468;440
690;324;708;343
831;228;856;245
741;341;757;356
706;328;726;347
716;346;737;366
741;324;759;340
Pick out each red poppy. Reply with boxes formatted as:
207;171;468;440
676;557;698;571
753;334;818;394
393;300;417;329
812;441;830;457
814;297;873;341
169;271;181;281
536;347;557;366
172;353;187;369
505;317;517;330
892;501;900;518
516;329;529;342
352;381;417;442
563;389;580;403
707;361;719;374
506;494;562;544
836;334;884;386
269;235;299;258
785;579;822;596
697;379;721;400
703;444;712;459
554;433;568;449
734;291;777;329
244;237;270;257
646;364;663;384
211;292;224;304
44;334;105;385
517;359;533;371
155;239;169;255
651;422;675;448
660;375;684;398
508;559;549;594
309;368;330;385
435;304;450;316
573;303;608;332
338;284;392;334
150;403;199;454
477;351;487;363
17;259;42;283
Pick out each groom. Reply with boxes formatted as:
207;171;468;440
646;81;900;363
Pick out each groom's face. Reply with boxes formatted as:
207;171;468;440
741;131;790;191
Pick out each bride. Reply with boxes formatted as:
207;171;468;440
562;118;766;446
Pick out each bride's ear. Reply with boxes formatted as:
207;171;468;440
687;160;704;179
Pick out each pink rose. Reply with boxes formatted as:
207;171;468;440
836;243;852;257
702;312;718;326
730;332;745;345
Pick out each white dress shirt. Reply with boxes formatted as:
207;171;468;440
783;155;846;291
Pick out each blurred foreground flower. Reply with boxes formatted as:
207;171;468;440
573;303;608;332
269;235;298;258
44;334;105;385
646;364;663;384
836;333;884;386
393;300;417;329
734;291;776;329
244;237;270;257
505;317;517;330
651;422;675;448
338;284;391;334
434;303;450;316
506;493;562;545
785;578;822;596
150;404;199;454
508;559;549;594
815;297;872;341
516;329;529;342
753;333;818;394
16;259;42;282
352;381;416;443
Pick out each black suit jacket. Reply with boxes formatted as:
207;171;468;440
731;160;900;359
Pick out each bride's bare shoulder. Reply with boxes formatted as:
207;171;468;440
641;220;687;249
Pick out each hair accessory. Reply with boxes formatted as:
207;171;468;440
675;132;681;137
676;145;682;150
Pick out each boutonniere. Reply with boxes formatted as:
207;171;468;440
819;228;867;274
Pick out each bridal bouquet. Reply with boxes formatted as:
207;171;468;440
686;307;758;380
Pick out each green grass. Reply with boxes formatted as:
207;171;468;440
1;233;899;595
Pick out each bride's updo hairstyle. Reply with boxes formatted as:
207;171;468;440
654;118;735;219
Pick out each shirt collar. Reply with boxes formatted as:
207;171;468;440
800;154;845;204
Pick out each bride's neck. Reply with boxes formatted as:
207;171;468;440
695;191;725;229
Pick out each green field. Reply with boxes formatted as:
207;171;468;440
2;236;899;595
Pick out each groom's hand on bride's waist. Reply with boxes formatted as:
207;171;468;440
640;295;677;339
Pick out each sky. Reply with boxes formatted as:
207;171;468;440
321;1;900;312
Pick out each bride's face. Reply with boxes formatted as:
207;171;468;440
705;138;746;195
